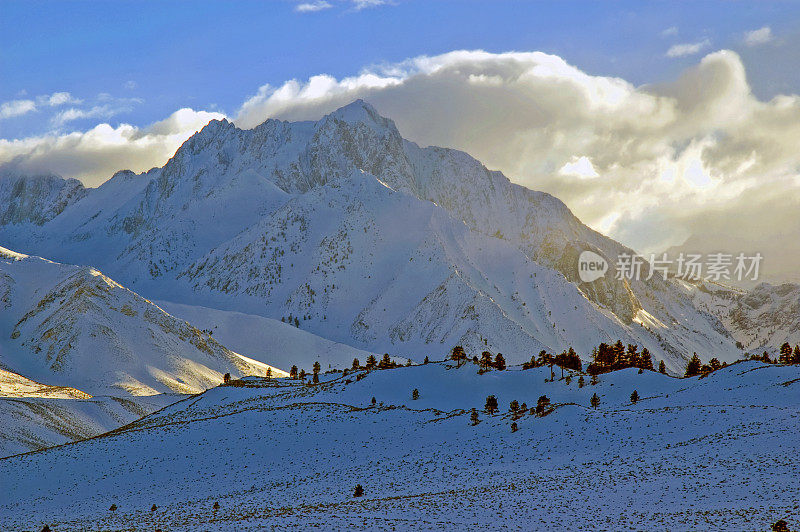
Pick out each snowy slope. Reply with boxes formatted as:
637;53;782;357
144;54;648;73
0;247;278;396
0;101;744;368
0;392;178;458
2;360;798;530
155;299;376;373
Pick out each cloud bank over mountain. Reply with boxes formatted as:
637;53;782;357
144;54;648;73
2;49;799;281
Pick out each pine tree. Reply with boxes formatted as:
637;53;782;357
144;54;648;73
424;356;430;364
780;342;792;364
658;360;667;374
380;353;392;368
630;390;639;403
640;348;653;370
578;375;585;388
451;346;467;365
590;374;599;385
412;388;420;400
484;395;498;414
535;395;551;417
590;393;600;409
470;408;479;425
371;396;377;405
352;358;360;370
366;355;377;369
793;345;800;364
709;358;721;371
494;353;506;371
223;373;231;385
109;504;117;511
266;367;272;379
313;361;321;375
353;484;364;497
511;422;518;433
290;365;298;379
480;351;493;370
685;353;702;377
509;399;520;418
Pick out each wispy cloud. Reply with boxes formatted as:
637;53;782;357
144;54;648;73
295;1;333;13
38;92;82;107
665;39;710;58
661;26;678;37
0;99;36;120
351;0;390;10
744;26;773;46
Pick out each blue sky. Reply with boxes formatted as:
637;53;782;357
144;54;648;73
2;0;799;138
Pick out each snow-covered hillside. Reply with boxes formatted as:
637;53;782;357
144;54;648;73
0;101;747;369
0;389;178;458
0;247;276;396
2;360;797;530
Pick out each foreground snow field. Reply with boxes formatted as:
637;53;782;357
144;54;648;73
3;360;798;531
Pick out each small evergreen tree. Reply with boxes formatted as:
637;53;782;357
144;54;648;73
630;390;639;403
470;408;479;425
424;356;430;364
511;422;518;433
565;375;572;385
659;360;667;374
578;375;585;388
213;501;220;510
780;342;793;364
451;346;467;366
509;399;520;418
484;395;498;414
412;388;420;400
494;353;506;371
299;369;306;380
590;374;598;385
480;351;493;370
223;373;231;385
371;396;376;405
380;353;392;368
685;353;702;377
709;358;721;371
290;365;298;379
313;361;321;375
266;367;272;379
535;395;551;417
590;393;600;409
793;345;800;364
352;358;360;370
353;484;364;497
109;504;117;511
366;355;377;369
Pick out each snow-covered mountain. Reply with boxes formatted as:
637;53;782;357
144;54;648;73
0;101;749;368
684;279;800;352
2;360;798;530
0;246;276;396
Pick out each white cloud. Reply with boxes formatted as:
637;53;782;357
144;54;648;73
295;1;333;12
0;99;36;119
41;92;82;107
665;39;710;58
559;156;599;179
744;26;773;46
1;108;225;186
661;26;678;37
